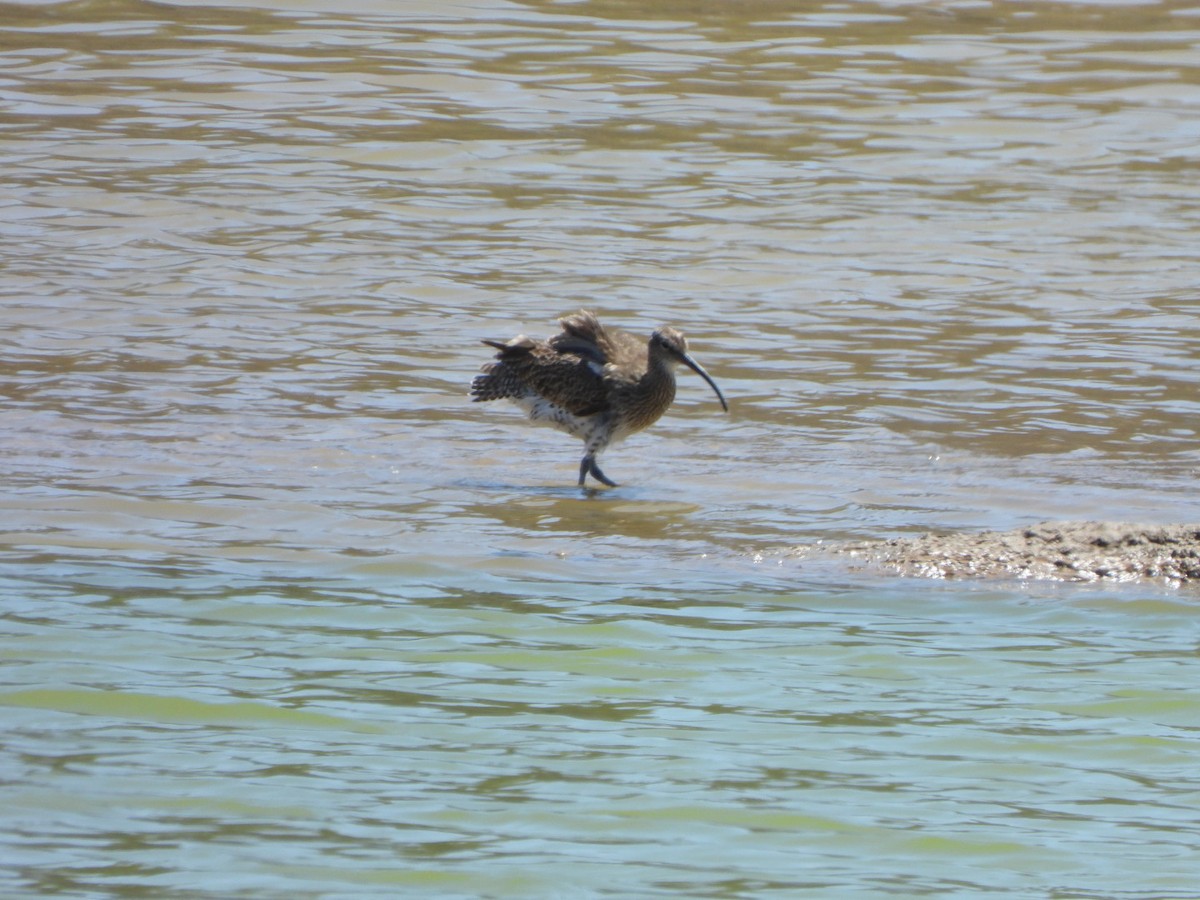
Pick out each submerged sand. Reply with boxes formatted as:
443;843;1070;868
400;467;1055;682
823;522;1200;585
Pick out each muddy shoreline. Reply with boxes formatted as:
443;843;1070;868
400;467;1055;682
809;522;1200;585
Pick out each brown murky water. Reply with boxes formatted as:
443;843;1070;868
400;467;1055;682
3;2;1200;897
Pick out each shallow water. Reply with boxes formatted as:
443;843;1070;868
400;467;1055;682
3;0;1200;897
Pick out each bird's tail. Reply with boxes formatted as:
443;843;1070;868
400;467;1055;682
470;338;534;402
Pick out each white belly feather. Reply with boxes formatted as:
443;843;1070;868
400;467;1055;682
510;396;623;453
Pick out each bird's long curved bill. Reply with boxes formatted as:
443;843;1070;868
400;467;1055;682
680;353;729;412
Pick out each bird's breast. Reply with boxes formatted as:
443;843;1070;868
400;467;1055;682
611;376;676;435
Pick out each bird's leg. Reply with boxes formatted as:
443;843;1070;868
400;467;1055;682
580;453;619;489
590;458;619;487
579;423;617;488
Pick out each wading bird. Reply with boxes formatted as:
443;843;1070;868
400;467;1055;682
470;310;728;487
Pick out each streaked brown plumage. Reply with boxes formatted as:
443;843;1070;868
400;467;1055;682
470;310;728;487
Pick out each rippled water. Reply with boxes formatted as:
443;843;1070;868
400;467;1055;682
4;1;1200;897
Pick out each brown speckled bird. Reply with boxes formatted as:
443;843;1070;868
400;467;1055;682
470;310;728;488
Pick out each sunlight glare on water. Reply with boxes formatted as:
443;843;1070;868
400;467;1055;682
3;0;1200;897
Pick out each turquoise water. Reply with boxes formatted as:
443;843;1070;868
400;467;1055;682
4;0;1200;897
5;562;1200;897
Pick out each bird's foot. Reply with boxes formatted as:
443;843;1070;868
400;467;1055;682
579;456;618;488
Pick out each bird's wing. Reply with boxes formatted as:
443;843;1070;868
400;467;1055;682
483;335;610;417
520;344;610;417
552;310;617;366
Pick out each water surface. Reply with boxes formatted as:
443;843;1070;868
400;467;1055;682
3;1;1199;897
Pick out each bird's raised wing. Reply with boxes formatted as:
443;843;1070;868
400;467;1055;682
480;333;610;418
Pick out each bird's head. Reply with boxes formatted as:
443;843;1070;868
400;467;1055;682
650;327;729;412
